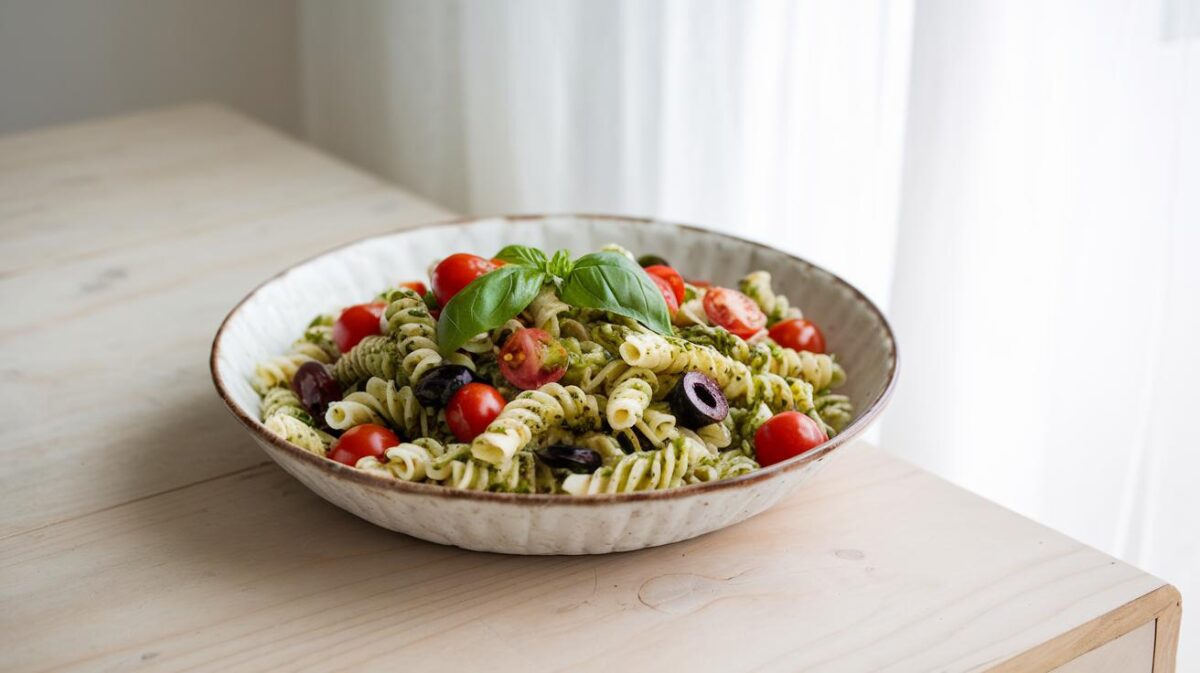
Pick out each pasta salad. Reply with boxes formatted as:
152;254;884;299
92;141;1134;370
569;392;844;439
251;244;851;495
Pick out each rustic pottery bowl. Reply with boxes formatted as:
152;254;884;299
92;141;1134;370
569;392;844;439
211;215;898;554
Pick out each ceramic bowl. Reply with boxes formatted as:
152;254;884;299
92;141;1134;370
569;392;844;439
210;215;898;554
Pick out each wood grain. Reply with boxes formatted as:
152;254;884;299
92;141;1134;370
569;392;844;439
0;104;1178;672
0;104;450;537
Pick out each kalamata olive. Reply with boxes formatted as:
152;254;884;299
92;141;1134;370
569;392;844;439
413;364;479;408
637;254;670;268
535;444;603;473
291;361;342;421
668;371;729;429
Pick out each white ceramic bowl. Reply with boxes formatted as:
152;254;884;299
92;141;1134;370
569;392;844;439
211;215;897;554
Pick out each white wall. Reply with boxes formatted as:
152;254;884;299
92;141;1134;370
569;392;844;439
0;0;300;135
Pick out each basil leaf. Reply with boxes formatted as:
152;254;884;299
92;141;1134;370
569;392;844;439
437;265;546;355
560;252;673;335
494;245;548;269
547;249;573;278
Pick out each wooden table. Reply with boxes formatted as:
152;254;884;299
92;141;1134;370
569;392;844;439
0;105;1180;672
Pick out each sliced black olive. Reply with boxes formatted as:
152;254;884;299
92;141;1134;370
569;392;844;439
668;371;729;429
413;364;479;408
535;444;603;473
291;361;342;424
637;254;670;268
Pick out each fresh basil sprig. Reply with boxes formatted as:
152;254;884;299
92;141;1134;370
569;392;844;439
436;245;672;355
559;252;672;334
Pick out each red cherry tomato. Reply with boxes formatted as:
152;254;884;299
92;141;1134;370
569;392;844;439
333;302;387;352
490;258;508;267
644;265;686;305
768;318;826;354
445;383;507;442
328;424;400;466
498;328;569;390
649;274;680;314
431;253;497;305
703;287;766;339
754;411;828;467
400;280;428;296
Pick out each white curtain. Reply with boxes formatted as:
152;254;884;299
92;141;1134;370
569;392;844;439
300;0;1199;663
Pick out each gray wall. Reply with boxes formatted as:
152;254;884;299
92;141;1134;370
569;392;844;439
0;0;299;135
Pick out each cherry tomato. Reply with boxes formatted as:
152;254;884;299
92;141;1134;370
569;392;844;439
498;328;568;390
649;274;680;314
703;287;766;339
328;424;400;466
768;318;826;354
490;258;508;267
754;411;828;467
333;302;387;352
644;265;686;305
400;280;428;296
445;383;507;442
431;253;497;305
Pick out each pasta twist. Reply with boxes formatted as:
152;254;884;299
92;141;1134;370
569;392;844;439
380;287;447;384
526;287;571;336
598;325;750;399
471;383;606;466
814;392;853;435
265;415;332;455
260;387;313;425
561;437;695;495
325;377;438;437
333;335;401;387
756;343;845;391
743;372;816;413
252;340;334;394
356;437;448;481
422;443;556;493
606;377;654;430
739;271;801;325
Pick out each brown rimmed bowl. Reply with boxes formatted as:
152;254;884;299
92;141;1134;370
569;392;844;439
210;215;898;554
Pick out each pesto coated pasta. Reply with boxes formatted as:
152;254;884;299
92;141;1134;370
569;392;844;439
251;244;852;495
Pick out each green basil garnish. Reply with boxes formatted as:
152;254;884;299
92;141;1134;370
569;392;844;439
560;252;673;335
436;265;546;355
547;249;574;278
493;244;548;269
436;246;673;356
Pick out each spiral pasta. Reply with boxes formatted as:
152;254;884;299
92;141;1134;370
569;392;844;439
606;377;654;430
471;383;606;466
526;287;571;336
561;437;694;495
325;377;439;438
332;335;401;387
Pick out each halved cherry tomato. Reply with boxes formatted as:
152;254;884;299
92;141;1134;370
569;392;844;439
445;382;507;442
328;424;399;466
768;318;826;354
333;302;387;352
649;274;680;314
754;411;827;467
499;328;568;390
431;253;497;305
644;265;686;305
400;280;428;296
703;287;766;339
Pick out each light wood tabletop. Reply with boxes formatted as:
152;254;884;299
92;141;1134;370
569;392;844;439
0;104;1180;672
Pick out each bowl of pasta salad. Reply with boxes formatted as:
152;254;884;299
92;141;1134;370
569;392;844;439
211;215;897;554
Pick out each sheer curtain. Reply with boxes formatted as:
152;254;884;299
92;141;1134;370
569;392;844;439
300;0;1198;662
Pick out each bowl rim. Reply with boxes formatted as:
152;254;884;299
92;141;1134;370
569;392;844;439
210;213;899;505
